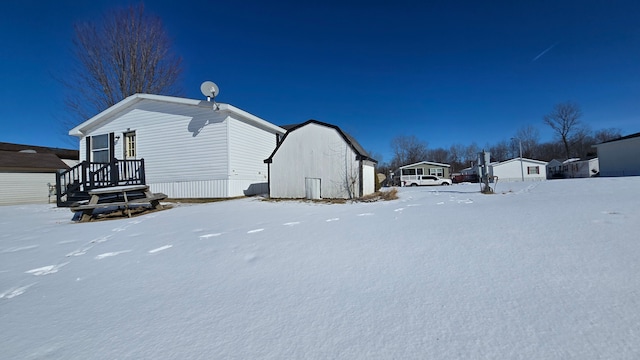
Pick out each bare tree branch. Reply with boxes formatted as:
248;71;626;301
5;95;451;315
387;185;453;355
62;3;182;129
543;102;583;159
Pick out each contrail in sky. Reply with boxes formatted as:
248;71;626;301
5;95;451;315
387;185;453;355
532;42;559;62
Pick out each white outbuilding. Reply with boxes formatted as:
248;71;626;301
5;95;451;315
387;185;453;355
0;147;72;205
593;132;640;176
265;120;377;199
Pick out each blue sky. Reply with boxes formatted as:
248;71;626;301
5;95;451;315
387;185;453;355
2;1;639;163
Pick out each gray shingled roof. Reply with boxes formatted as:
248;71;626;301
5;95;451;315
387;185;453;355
0;142;79;160
0;151;70;172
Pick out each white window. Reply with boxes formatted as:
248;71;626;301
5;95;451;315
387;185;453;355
527;166;539;175
91;134;109;163
429;167;444;177
124;132;136;159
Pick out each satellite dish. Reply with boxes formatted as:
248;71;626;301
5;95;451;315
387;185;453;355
200;81;219;100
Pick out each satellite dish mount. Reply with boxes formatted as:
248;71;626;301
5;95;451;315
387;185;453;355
200;81;220;110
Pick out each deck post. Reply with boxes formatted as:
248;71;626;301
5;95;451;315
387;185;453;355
140;159;146;185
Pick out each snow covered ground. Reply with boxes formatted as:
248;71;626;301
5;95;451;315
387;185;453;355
1;177;639;359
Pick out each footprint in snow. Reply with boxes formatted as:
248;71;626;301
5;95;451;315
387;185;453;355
357;213;374;217
111;227;128;232
95;250;132;260
394;208;404;212
1;245;39;253
0;283;36;300
200;233;222;239
244;253;258;262
326;218;339;222
57;239;80;245
406;204;421;207
91;235;112;243
25;262;70;276
282;222;300;226
66;245;94;257
148;245;172;254
437;202;445;205
247;228;264;234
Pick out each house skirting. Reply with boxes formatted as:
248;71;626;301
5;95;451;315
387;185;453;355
149;179;268;198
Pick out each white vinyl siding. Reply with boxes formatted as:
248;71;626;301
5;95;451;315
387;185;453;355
75;97;283;198
489;158;548;182
0;172;56;205
227;118;274;196
596;136;640;176
269;123;361;199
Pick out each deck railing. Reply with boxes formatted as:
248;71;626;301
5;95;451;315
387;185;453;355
55;158;145;207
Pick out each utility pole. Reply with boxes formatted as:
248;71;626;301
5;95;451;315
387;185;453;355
512;137;525;182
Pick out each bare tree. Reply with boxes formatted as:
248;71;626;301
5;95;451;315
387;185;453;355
462;143;480;166
489;140;510;162
514;125;540;158
594;128;622;143
426;147;449;164
64;3;183;124
543;102;583;159
448;144;466;171
389;135;429;169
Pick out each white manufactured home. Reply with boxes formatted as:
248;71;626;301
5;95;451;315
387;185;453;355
265;120;377;199
0;149;71;205
68;94;285;198
489;158;548;182
593;132;640;177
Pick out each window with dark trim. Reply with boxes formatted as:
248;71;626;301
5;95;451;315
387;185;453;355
91;134;109;163
527;166;539;175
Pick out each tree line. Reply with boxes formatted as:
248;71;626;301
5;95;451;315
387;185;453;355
378;102;622;175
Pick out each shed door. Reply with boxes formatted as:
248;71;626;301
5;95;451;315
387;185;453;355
305;178;321;200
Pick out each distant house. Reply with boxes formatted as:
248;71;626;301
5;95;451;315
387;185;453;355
562;158;599;178
396;161;451;186
593;132;640;176
489;158;548;182
67;93;285;199
0;143;76;205
265;120;377;199
546;159;564;179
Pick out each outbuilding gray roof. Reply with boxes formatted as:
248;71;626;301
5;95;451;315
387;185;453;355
267;120;377;163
